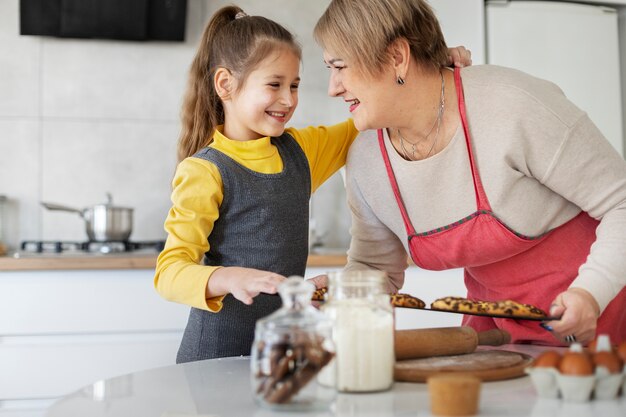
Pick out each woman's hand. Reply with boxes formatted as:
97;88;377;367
207;266;286;305
447;46;472;68
544;288;600;345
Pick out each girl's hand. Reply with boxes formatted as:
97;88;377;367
543;288;600;345
208;267;286;305
447;46;472;68
307;274;328;290
306;274;328;309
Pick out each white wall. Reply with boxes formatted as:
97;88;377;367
0;0;198;248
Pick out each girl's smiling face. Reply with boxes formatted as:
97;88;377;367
223;47;301;140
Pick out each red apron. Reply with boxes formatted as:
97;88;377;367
379;68;626;345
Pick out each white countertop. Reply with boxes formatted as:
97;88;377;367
45;345;626;417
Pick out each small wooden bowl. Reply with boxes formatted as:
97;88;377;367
428;373;481;416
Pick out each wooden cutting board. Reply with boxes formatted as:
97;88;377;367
394;350;533;382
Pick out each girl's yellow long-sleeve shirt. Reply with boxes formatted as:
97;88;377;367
154;120;358;312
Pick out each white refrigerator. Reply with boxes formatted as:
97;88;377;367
486;0;624;157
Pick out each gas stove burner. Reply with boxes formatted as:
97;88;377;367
89;241;128;254
20;240;165;254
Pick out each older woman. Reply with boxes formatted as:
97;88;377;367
314;0;626;345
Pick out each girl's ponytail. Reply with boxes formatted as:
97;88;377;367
177;6;301;163
177;6;242;162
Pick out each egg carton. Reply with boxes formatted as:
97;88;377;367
526;364;625;402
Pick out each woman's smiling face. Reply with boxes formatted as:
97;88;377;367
323;50;396;132
225;47;301;140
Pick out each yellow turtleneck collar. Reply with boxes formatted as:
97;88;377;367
207;125;283;174
211;126;278;161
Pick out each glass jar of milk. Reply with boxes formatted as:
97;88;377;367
250;277;335;411
318;270;395;392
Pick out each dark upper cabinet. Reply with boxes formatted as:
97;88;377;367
20;0;188;41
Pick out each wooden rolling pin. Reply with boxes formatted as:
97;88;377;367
394;326;511;360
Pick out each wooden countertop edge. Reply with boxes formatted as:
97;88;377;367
0;253;348;271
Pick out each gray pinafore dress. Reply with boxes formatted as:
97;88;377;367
176;133;311;363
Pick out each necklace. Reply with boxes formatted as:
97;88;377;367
397;70;445;160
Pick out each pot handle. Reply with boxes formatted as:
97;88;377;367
41;202;84;217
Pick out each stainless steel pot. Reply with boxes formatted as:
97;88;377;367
41;193;134;242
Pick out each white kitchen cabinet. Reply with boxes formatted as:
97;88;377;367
0;270;188;335
0;269;189;416
0;332;181;399
0;403;50;417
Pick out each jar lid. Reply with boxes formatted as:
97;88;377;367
327;269;388;300
255;277;328;333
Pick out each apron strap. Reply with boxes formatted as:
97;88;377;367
454;68;492;211
377;129;417;237
377;69;493;238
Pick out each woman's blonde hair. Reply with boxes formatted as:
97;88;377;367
177;6;301;162
314;0;448;78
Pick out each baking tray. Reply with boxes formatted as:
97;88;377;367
413;306;561;322
310;292;561;321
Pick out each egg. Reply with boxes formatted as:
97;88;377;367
559;351;594;376
533;350;561;368
617;341;626;362
593;351;623;374
586;339;597;354
587;335;616;354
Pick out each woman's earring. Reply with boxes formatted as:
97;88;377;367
397;76;405;85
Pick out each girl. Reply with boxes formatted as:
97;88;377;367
154;5;470;362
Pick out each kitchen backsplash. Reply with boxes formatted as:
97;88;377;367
0;0;351;251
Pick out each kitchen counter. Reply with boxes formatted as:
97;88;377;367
45;345;626;417
0;252;348;271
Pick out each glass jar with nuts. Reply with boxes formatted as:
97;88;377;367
250;276;335;411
